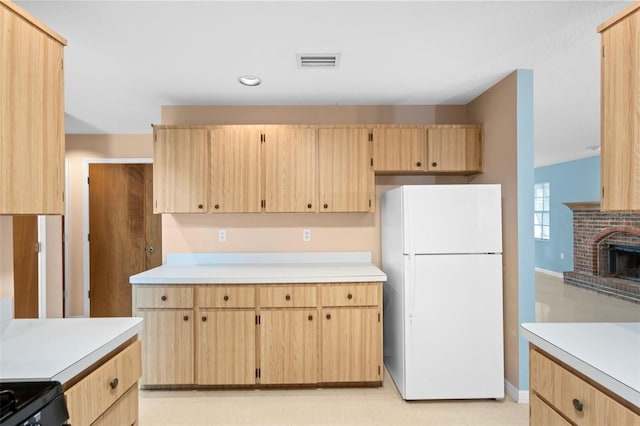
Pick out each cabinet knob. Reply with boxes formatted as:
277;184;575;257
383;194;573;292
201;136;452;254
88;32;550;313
183;315;189;321
160;295;167;301
347;293;353;300
198;204;203;209
431;162;438;167
572;398;583;412
201;316;207;322
323;203;328;209
285;294;291;301
326;314;331;320
214;204;220;209
109;377;119;390
307;203;312;209
223;295;229;301
308;315;313;321
145;246;154;254
416;161;422;167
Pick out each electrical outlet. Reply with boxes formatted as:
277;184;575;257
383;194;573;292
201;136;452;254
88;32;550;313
218;229;226;242
303;229;311;242
560;252;564;260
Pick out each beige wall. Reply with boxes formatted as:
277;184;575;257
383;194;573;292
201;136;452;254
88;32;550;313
160;106;469;265
0;216;14;300
66;134;153;316
467;71;520;388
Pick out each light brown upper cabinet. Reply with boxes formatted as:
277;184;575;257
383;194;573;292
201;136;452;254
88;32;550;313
263;126;317;212
598;3;640;211
153;127;209;213
426;125;483;174
210;126;262;213
0;3;66;214
372;126;426;173
317;127;374;213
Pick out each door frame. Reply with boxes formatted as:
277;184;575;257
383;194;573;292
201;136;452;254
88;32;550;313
82;158;152;317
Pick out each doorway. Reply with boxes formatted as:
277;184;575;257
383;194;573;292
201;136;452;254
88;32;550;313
88;163;161;317
13;216;38;318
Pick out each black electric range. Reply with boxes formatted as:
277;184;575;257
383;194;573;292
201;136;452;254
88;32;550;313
0;381;69;426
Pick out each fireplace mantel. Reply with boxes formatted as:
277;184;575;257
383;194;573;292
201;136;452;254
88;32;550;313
563;202;601;211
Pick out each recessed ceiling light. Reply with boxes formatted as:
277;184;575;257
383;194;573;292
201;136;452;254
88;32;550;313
238;75;261;86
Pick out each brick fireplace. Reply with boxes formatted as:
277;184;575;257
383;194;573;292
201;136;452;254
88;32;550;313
563;202;640;303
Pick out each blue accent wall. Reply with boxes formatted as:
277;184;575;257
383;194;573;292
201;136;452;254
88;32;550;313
534;156;600;273
516;69;536;391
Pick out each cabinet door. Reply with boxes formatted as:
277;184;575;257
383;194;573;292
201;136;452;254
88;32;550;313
426;126;482;173
263;126;317;212
321;307;382;383
0;5;65;214
530;393;571;426
139;310;194;385
153;128;208;213
260;309;317;384
196;309;255;385
600;10;640;211
210;126;262;213
317;127;373;212
372;127;426;172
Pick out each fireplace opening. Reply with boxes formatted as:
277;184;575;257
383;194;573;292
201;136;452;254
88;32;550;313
608;245;640;281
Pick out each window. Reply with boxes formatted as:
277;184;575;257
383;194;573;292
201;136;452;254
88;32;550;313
534;183;550;240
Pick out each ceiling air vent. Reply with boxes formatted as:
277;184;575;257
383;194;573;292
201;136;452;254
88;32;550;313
297;53;340;68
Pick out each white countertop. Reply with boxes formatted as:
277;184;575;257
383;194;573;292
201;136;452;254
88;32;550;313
0;317;142;385
130;252;387;284
521;322;640;407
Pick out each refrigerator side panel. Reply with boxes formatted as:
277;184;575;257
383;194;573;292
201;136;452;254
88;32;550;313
404;184;502;254
404;254;504;400
381;187;407;397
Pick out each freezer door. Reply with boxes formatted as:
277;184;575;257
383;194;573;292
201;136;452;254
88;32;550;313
404;253;504;400
402;185;502;255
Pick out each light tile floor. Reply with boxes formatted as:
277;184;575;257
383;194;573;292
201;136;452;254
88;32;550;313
139;273;640;426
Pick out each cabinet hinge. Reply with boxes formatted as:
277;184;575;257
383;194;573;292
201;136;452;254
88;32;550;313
255;315;261;325
602;45;605;58
87;177;90;185
255;368;261;378
62;191;64;202
378;312;381;322
260;134;265;143
154;133;157;142
369;199;372;208
261;200;265;209
378;365;381;376
35;242;42;253
602;187;605;197
370;158;373;167
87;233;90;242
368;132;373;142
88;289;91;299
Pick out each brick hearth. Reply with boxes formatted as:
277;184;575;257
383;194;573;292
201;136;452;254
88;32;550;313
563;202;640;303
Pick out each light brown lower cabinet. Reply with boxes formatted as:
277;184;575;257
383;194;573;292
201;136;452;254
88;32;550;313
529;346;640;425
65;339;141;426
133;282;382;388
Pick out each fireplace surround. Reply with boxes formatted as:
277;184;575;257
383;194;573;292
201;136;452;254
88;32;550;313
563;202;640;303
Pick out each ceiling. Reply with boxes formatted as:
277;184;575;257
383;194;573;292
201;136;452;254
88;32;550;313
16;1;633;167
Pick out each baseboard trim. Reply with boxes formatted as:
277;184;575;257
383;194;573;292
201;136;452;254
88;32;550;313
535;267;564;279
505;380;530;404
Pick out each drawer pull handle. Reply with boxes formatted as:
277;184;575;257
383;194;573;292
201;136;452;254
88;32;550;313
347;293;353;300
572;398;583;412
109;378;119;389
183;315;189;321
308;315;313;321
223;295;229;301
416;161;422;167
160;295;167;301
285;294;291;301
432;162;438;167
202;316;207;322
323;203;328;209
214;204;220;210
326;314;331;320
307;203;312;209
198;204;203;209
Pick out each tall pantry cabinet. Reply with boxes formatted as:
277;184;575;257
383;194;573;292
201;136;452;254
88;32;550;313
0;1;66;214
598;3;640;211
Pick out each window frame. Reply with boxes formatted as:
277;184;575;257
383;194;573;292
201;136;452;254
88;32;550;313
534;182;550;241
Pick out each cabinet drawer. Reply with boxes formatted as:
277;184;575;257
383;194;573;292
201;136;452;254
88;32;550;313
65;340;142;426
136;286;193;309
320;283;380;307
92;385;138;426
530;349;640;425
259;285;317;308
530;392;572;426
197;286;255;308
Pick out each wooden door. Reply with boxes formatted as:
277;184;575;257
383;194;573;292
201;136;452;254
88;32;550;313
210;126;262;213
263;126;317;212
321;307;381;383
260;309;318;384
196;309;255;385
89;164;161;317
139;310;194;385
426;126;482;173
13;215;38;318
317;127;373;213
372;127;426;172
153;127;209;213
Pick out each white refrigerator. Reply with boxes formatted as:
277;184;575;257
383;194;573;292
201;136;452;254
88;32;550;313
381;184;504;400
